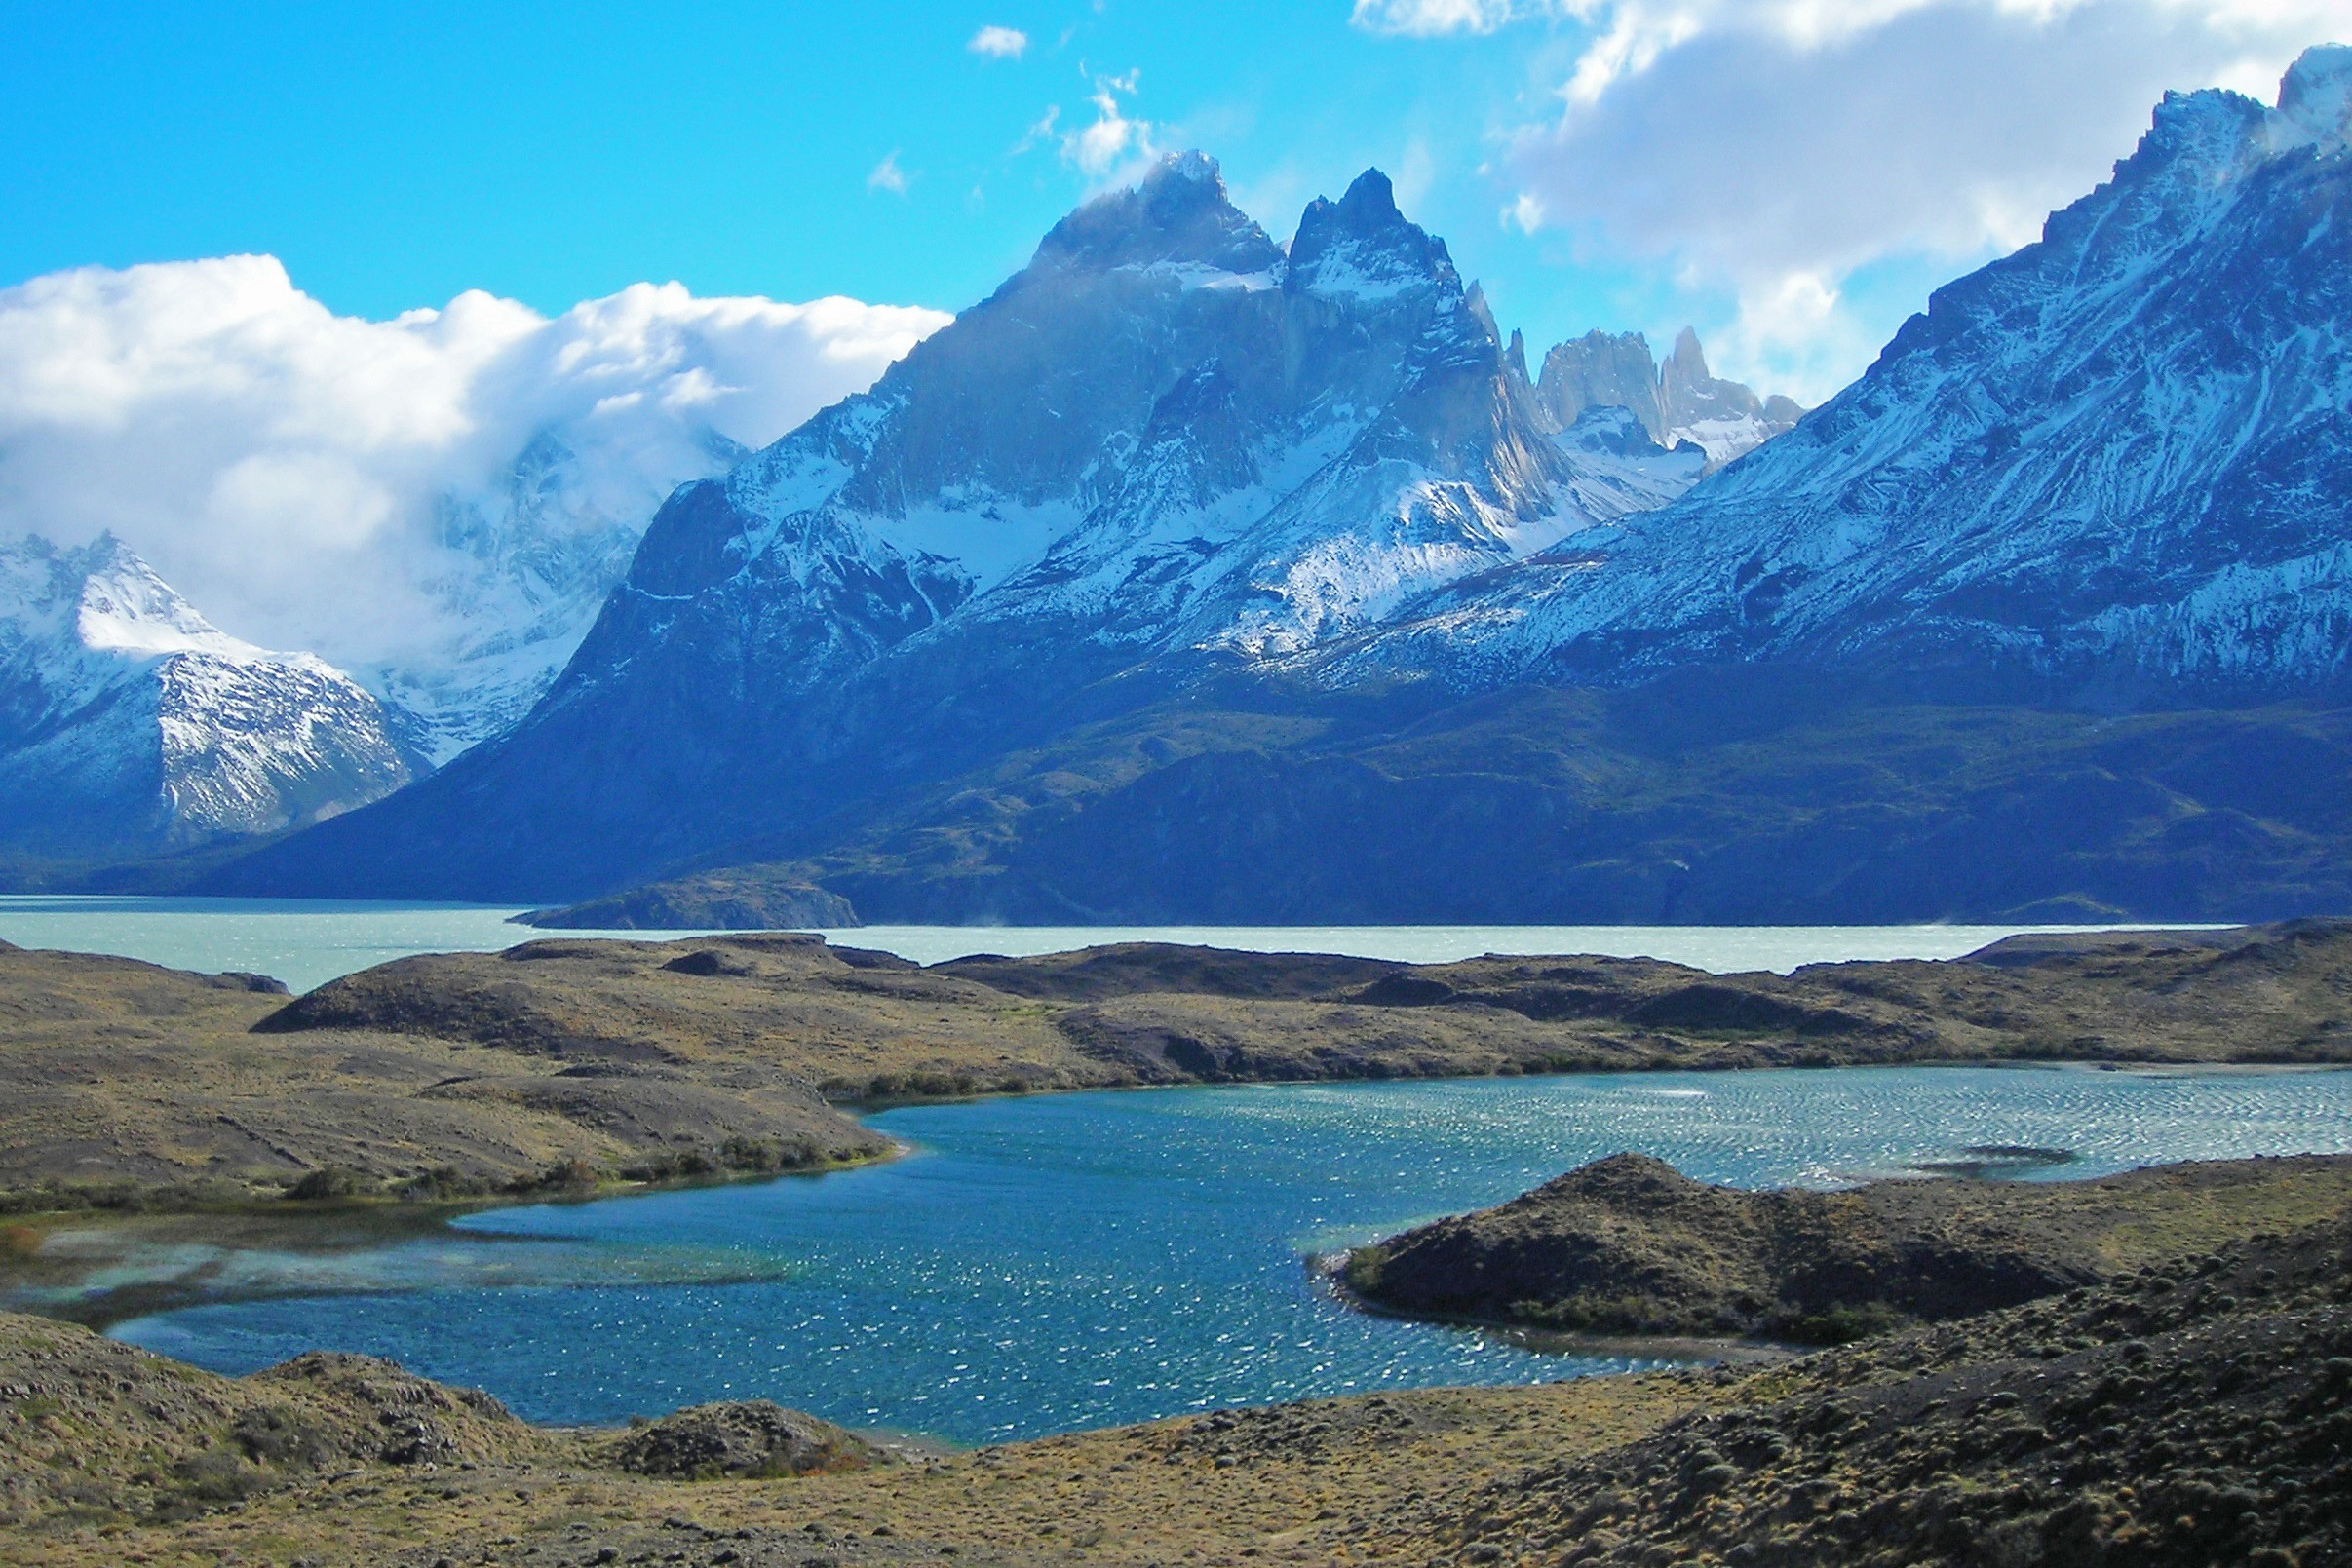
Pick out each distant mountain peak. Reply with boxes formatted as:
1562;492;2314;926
1533;326;1800;466
1029;150;1283;277
0;530;412;855
1288;167;1459;302
68;534;269;664
1332;167;1403;227
1667;326;1710;380
2274;42;2352;151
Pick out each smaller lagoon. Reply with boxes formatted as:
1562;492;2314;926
111;1065;2352;1445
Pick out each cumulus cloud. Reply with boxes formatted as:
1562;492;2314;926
868;150;910;194
1063;69;1156;176
968;24;1030;57
1374;0;2347;399
0;256;949;668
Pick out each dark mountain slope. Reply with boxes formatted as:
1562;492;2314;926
218;159;1688;902
219;54;2352;921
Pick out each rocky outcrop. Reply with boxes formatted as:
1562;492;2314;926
609;1400;883;1478
1432;1215;2352;1568
1347;1151;2352;1342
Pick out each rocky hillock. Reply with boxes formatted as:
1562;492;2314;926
1347;1151;2352;1342
1428;1213;2352;1568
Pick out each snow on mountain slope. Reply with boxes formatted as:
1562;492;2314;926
0;259;949;765
1339;46;2352;700
0;533;410;853
540;156;1705;717
231;155;1717;899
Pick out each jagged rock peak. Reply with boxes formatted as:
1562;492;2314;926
1029;150;1284;277
1288;167;1461;300
2274;43;2352;150
1667;326;1710;382
1536;330;1664;437
3;530;260;662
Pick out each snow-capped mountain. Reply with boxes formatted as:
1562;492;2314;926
229;51;2352;920
0;256;944;774
1352;46;2352;701
1534;327;1803;466
0;534;410;856
230;155;1715;899
563;157;1692;689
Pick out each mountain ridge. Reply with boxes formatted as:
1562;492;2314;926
216;156;1716;901
0;532;412;858
218;50;2352;922
1326;48;2352;704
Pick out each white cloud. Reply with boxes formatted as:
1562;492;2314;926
1350;0;1533;35
1488;0;2352;399
968;24;1030;57
0;255;949;668
868;150;910;194
1013;104;1061;155
1063;69;1156;176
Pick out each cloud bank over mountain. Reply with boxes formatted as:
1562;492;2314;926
1368;0;2347;400
0;256;949;672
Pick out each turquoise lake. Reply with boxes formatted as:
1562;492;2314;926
0;893;2203;992
108;1065;2352;1445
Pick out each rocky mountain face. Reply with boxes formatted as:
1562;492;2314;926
1534;326;1802;465
229;156;1711;899
0;534;411;859
1356;46;2352;704
220;52;2352;922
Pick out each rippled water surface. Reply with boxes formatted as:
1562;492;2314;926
0;893;2198;992
111;1066;2352;1444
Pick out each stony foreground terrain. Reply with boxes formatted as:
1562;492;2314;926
2;1171;2347;1566
8;918;2352;1221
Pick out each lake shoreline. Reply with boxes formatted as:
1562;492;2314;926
15;1053;2352;1332
0;1140;919;1330
13;1046;2352;1334
7;1158;2347;1565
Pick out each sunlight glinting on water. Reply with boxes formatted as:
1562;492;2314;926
108;1065;2352;1445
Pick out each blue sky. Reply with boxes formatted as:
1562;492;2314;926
2;0;2342;402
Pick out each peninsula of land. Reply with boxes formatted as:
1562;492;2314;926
5;920;2352;1222
1345;1152;2352;1342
